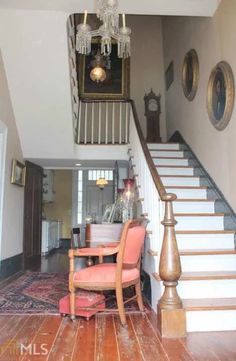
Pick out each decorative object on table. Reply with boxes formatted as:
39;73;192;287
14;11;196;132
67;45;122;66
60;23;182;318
122;178;135;222
112;188;124;222
182;49;199;101
10;159;26;187
144;89;161;143
207;61;235;131
76;1;131;59
165;61;174;90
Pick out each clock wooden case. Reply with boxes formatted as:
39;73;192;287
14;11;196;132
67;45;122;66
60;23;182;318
144;89;161;143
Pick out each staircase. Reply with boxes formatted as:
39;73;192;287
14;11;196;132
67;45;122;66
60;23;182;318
148;142;236;332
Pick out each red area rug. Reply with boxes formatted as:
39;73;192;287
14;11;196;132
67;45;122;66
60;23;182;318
0;272;148;315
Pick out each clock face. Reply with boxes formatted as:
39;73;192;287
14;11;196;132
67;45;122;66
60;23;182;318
148;99;158;112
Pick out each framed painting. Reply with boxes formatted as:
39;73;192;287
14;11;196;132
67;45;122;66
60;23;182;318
11;159;26;187
77;38;130;100
207;61;235;131
182;49;199;101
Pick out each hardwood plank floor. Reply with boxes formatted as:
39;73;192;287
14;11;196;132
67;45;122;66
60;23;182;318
0;252;236;360
0;313;235;360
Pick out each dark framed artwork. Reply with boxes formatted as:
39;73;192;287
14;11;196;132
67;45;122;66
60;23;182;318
165;61;174;90
182;49;199;101
11;159;26;187
207;61;235;131
77;39;130;100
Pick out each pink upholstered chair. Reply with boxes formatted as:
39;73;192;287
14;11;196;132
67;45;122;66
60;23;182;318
68;219;146;325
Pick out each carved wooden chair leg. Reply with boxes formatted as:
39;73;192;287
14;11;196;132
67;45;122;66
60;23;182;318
116;286;126;326
69;289;76;321
135;282;144;312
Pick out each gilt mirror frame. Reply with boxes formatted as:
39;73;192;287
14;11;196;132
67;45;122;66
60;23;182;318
182;49;199;101
207;61;235;131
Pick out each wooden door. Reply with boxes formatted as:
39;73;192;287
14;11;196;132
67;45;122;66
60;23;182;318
23;161;43;270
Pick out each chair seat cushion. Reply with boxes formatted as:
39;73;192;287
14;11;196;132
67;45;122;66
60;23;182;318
73;263;139;285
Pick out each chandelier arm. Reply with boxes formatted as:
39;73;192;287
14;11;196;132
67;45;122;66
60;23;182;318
90;30;101;37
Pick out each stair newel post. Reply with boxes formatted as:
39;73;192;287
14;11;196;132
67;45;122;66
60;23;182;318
157;193;186;338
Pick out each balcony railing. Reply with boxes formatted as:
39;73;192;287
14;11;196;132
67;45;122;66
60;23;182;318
76;99;130;145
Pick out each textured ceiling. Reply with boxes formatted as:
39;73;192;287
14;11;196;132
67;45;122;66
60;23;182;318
0;0;221;17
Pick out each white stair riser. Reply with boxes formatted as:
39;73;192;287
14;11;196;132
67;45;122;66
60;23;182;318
173;201;215;214
148;143;180;150
176;233;235;250
157;167;194;176
178;279;236;299
150;150;184;158
166;188;207;199
181;254;236;272
186;310;236;332
161;177;200;187
153;158;189;166
175;216;224;231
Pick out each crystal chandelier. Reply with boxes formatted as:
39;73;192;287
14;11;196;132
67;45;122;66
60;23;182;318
76;0;131;59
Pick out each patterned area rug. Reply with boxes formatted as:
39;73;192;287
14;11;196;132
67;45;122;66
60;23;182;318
0;272;148;315
0;272;68;315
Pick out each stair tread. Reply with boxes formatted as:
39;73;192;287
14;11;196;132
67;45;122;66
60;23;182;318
150;149;183;152
156;165;193;168
148;142;179;145
175;213;224;217
183;298;236;311
160;175;199;178
165;186;207;189
174;199;215;202
153;271;236;281
152;156;186;159
176;230;235;234
181;271;236;280
180;249;236;256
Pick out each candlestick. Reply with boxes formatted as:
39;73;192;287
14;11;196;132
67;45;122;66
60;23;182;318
122;13;126;28
83;10;88;25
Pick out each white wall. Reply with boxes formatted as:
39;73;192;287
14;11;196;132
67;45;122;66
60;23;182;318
129;15;167;140
0;51;24;260
163;0;236;211
0;10;75;160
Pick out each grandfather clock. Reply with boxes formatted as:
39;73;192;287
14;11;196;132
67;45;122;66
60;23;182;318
144;89;161;143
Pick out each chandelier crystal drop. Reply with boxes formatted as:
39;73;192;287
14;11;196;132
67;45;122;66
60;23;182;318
76;0;131;58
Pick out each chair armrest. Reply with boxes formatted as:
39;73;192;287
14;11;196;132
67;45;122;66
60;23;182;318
69;246;119;258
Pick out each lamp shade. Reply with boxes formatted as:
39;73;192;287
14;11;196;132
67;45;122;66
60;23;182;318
96;177;108;189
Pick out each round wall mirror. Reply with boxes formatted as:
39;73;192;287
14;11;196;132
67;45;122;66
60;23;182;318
182;49;199;101
207;61;235;130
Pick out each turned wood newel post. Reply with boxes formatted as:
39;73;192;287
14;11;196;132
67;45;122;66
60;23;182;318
157;193;186;338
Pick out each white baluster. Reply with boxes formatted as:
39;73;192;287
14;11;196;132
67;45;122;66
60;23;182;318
98;102;101;144
91;102;94;144
84;102;88;144
105;102;108;144
77;100;82;144
119;102;122;144
125;102;129;143
112;102;115;144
